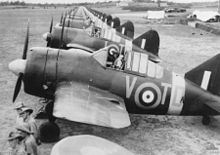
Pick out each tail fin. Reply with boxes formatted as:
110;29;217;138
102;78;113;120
116;20;134;39
132;29;160;56
112;17;120;28
102;14;107;22
185;54;220;96
106;15;113;26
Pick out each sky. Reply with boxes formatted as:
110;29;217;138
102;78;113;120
0;0;218;4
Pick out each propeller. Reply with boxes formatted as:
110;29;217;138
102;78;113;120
12;21;29;102
60;17;66;48
46;17;53;47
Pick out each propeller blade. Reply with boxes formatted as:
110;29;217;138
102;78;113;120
67;20;70;27
22;21;29;59
49;17;53;33
60;17;66;48
60;13;63;24
13;73;23;102
12;20;29;102
46;36;50;47
47;18;53;47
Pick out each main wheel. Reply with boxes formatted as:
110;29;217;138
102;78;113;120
202;116;210;125
39;122;60;143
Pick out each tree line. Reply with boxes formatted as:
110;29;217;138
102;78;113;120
0;1;26;6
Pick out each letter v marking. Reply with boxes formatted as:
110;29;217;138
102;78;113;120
126;76;137;98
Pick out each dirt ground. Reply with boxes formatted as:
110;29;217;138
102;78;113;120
1;6;220;155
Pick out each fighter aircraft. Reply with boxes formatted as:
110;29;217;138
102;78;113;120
44;16;134;49
9;22;220;142
58;6;123;33
43;12;159;63
43;6;135;50
60;6;93;29
44;18;133;48
56;6;158;58
43;18;159;62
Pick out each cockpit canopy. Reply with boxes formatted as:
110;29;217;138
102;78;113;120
93;45;164;79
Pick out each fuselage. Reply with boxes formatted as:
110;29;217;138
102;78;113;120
49;24;128;50
23;47;219;116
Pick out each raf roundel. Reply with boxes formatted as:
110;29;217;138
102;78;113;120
108;44;119;55
135;83;162;109
142;90;154;103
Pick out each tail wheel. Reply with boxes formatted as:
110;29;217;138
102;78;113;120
39;121;60;143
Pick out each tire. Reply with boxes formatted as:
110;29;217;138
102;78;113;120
39;122;60;143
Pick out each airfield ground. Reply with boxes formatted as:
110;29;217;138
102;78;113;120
0;6;220;155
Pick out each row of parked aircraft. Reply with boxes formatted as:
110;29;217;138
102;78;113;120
8;6;220;145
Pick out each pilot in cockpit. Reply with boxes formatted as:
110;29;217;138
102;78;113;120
113;46;125;70
91;27;101;38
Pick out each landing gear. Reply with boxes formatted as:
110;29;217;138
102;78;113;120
39;121;60;143
202;116;210;125
45;100;56;122
38;99;60;142
35;99;49;119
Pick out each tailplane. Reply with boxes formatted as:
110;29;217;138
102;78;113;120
185;54;220;96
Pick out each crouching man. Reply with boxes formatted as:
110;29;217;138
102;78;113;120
16;124;38;155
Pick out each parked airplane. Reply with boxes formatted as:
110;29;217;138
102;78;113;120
43;18;158;61
43;17;134;49
43;6;134;50
60;6;93;29
9;23;220;142
58;7;122;33
42;13;159;62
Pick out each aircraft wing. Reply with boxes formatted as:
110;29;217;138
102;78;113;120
53;82;131;128
51;135;135;155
